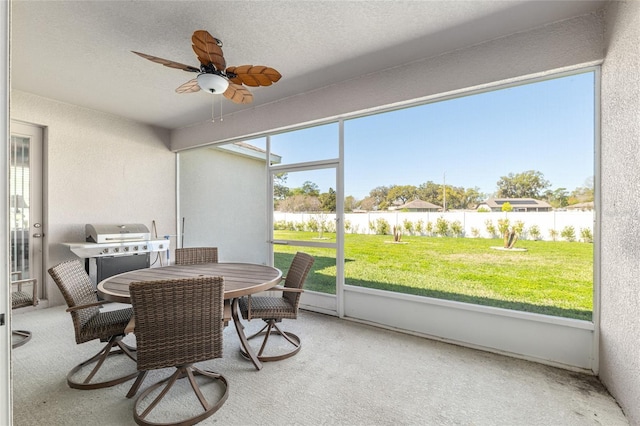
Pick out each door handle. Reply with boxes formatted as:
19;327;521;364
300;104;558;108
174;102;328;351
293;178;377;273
33;233;43;238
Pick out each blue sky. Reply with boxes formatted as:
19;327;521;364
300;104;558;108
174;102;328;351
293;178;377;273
264;71;595;200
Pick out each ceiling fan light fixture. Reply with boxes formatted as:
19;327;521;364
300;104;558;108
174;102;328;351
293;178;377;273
197;73;229;94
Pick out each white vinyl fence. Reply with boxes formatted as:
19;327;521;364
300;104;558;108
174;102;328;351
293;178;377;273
274;210;595;242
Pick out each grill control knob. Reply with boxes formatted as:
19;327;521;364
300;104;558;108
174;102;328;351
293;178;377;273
143;245;148;250
114;247;120;253
124;247;129;252
102;248;109;254
133;246;139;251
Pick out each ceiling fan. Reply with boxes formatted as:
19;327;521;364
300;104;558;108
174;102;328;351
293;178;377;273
132;30;281;104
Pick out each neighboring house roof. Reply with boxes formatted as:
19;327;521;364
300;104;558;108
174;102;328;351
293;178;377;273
481;198;552;210
398;199;442;210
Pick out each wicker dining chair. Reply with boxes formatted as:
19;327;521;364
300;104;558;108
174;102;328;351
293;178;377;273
48;260;138;390
238;251;314;362
11;271;38;348
174;247;218;265
126;276;229;426
174;247;233;326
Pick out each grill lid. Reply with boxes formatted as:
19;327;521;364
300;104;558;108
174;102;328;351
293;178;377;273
86;223;151;244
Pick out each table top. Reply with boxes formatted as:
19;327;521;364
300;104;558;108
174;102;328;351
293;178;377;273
97;262;282;303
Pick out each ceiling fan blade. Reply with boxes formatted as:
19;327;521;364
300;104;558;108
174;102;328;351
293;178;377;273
226;65;282;87
175;79;201;94
223;83;254;104
192;30;226;71
132;51;199;72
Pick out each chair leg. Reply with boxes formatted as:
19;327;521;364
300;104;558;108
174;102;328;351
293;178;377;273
67;335;138;390
126;371;149;399
11;330;32;349
133;365;229;426
239;320;302;362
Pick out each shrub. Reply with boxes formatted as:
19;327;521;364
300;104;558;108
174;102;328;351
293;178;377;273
375;218;390;235
274;220;287;230
485;219;498;239
471;227;481;238
497;218;510;236
294;221;305;231
580;227;593;243
561;226;576;242
450;220;464;237
477;206;491;212
415;220;424;236
501;202;513;212
425;221;434;236
513;221;525;234
549;229;559;241
324;220;336;233
528;225;541;241
403;219;414;235
344;219;352;232
435;217;449;237
307;217;319;232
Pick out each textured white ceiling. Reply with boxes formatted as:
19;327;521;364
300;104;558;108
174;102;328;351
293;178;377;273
10;1;607;129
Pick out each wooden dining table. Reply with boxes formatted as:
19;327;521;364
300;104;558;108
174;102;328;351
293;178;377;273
97;262;282;370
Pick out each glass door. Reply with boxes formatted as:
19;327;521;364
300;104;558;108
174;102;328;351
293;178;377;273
270;165;339;314
10;121;44;298
268;123;342;315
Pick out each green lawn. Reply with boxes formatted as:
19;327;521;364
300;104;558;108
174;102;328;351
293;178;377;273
274;231;593;321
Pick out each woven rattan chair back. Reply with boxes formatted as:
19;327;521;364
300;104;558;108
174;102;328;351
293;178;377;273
130;276;224;370
127;276;228;426
47;260;137;390
11;271;38;309
174;247;218;265
48;260;102;344
282;251;315;310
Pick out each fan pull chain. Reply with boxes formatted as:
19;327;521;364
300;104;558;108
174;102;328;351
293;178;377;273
210;96;224;123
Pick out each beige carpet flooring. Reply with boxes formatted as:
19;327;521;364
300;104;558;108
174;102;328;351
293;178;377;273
11;305;628;425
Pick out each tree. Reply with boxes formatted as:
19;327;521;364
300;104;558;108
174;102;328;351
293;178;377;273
461;187;484;209
416;181;440;204
359;196;377;211
273;172;290;200
496;170;551;198
369;186;390;207
290;181;320;197
278;194;321;212
344;195;358;212
386;185;417;205
544;187;569;208
568;177;594;205
319;188;336;212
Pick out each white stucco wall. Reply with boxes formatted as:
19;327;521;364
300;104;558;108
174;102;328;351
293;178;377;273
600;1;640;424
178;146;269;265
10;91;176;307
172;12;604;149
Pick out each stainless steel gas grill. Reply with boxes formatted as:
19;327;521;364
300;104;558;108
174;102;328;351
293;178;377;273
65;223;170;285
